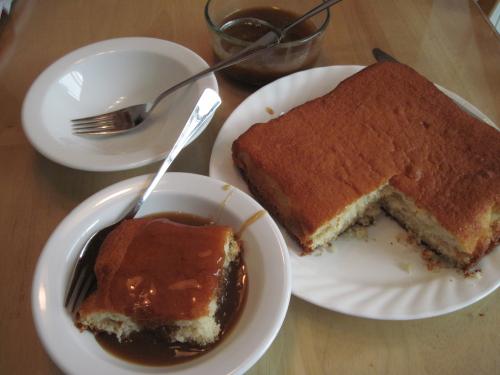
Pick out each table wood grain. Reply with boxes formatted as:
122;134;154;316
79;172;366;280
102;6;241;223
0;1;498;374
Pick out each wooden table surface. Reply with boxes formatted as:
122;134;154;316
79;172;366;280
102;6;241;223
1;1;499;374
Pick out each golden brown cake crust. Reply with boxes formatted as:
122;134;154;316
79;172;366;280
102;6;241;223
232;62;500;263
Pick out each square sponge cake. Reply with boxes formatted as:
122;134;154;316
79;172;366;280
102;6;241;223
232;62;499;269
77;217;240;345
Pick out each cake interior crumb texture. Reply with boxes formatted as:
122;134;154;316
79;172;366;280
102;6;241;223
232;62;500;269
77;218;240;345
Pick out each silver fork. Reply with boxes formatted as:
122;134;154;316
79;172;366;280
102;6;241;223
64;88;221;313
72;0;344;135
70;32;280;136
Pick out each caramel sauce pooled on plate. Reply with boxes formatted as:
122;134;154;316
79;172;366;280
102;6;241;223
94;212;247;366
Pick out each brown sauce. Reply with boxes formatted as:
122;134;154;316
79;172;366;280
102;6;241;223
222;7;317;43
146;211;214;226
215;7;321;85
93;212;248;366
237;210;266;237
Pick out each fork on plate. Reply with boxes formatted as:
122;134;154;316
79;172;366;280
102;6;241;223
71;0;343;135
64;88;221;312
70;32;280;135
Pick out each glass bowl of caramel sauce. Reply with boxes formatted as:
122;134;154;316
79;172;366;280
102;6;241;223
205;0;330;86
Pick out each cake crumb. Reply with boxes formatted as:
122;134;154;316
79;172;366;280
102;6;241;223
396;232;417;246
326;244;336;253
421;249;445;271
222;184;232;191
397;234;454;273
398;262;412;273
464;269;482;279
265;106;275;115
343;225;369;241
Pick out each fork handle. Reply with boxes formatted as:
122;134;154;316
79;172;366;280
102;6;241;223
149;31;280;112
125;89;221;219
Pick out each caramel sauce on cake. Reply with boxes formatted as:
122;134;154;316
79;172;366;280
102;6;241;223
80;218;229;324
110;218;227;323
77;213;248;365
95;250;248;366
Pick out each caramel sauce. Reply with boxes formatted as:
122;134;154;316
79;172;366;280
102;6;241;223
266;106;275;115
215;7;320;85
222;7;316;43
108;217;228;322
93;212;248;366
146;211;213;226
237;210;266;237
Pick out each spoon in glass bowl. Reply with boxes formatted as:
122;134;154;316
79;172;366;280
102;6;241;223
71;0;343;135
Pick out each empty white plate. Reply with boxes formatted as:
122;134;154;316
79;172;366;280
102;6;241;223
22;37;218;171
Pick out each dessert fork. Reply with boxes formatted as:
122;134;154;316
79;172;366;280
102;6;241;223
71;0;343;135
71;33;280;136
64;88;221;313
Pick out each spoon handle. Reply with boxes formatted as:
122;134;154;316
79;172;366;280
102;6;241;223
151;0;342;111
151;32;279;111
126;88;221;219
282;0;342;35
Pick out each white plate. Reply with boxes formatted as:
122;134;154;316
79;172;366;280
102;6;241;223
31;173;291;374
22;37;218;171
209;65;499;320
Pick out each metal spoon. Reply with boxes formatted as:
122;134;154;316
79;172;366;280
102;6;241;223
71;0;342;134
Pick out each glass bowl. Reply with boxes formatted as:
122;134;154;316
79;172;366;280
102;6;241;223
205;0;330;86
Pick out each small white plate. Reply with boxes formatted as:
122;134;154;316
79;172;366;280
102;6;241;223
22;37;218;171
209;65;500;320
31;173;291;374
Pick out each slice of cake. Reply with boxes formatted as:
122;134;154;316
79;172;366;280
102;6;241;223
77;217;240;345
232;61;499;269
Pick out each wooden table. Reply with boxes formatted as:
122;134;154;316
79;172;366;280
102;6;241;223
1;1;498;374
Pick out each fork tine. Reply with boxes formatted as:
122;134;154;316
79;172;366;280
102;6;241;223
73;128;124;135
66;224;118;312
64;261;87;308
70;272;96;313
72;122;121;135
72;111;119;123
71;115;117;125
71;121;116;130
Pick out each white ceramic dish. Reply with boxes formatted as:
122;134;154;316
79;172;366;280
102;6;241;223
209;65;499;320
31;173;291;374
22;37;218;171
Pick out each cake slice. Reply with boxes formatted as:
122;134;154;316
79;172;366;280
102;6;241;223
77;217;240;345
232;61;499;269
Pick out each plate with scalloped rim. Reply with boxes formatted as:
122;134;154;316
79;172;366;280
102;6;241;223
209;65;499;320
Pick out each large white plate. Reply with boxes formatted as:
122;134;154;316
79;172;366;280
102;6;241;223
31;173;291;374
22;38;218;171
209;65;499;320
